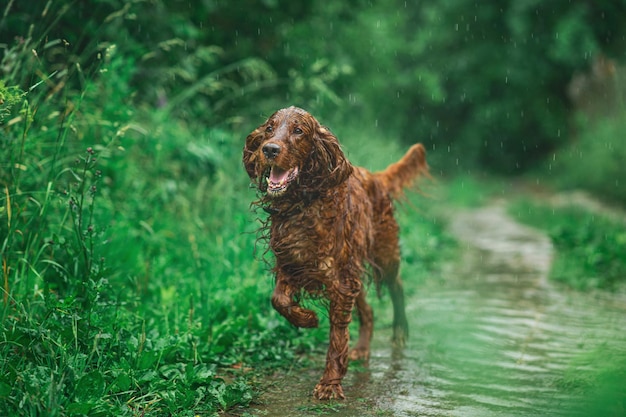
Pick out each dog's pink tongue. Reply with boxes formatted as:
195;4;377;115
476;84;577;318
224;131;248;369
269;166;288;183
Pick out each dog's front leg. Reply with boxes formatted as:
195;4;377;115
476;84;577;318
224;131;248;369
271;275;319;328
314;279;361;400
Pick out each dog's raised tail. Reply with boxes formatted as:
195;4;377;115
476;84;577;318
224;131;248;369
375;143;429;199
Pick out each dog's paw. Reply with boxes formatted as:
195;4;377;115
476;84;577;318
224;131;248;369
299;309;319;328
392;321;409;348
276;304;319;328
348;346;370;361
313;382;345;400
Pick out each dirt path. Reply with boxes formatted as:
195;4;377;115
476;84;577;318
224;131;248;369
247;203;626;416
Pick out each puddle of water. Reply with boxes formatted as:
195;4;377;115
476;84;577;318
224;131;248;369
246;204;626;416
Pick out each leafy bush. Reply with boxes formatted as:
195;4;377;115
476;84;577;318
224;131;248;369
546;116;626;205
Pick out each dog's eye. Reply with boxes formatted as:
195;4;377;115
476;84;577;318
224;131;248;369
265;125;273;133
293;127;303;134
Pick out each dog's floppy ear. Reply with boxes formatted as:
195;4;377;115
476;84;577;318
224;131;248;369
307;124;353;190
243;126;265;180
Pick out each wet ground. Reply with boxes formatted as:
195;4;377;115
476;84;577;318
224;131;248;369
247;203;626;416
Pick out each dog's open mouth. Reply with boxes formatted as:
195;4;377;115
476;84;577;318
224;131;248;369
265;165;299;196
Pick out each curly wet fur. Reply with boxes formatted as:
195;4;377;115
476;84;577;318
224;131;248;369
243;106;428;400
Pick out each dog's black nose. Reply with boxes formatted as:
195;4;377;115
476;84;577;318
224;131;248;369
262;143;281;159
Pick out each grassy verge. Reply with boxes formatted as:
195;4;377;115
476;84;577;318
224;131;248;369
509;199;626;290
425;170;626;292
0;86;299;416
0;36;316;416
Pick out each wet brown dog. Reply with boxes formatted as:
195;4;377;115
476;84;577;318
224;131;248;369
243;106;428;400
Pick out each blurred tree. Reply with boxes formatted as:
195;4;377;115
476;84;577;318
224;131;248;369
263;0;626;173
346;0;626;173
2;0;624;172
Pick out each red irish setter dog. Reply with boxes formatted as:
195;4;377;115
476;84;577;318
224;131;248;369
243;106;428;400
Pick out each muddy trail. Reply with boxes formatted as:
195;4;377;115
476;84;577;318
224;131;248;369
246;203;626;416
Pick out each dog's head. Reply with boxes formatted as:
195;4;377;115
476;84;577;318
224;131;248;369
243;106;352;198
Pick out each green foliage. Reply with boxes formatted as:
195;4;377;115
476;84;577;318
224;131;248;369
286;1;625;174
435;175;506;208
5;0;625;174
544;116;626;205
0;80;25;122
510;200;626;290
392;1;623;173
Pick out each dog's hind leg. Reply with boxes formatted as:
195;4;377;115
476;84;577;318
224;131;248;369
371;228;409;347
349;288;374;361
386;265;409;347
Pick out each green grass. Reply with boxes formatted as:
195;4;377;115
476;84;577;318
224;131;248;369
509;199;626;290
434;174;509;208
0;40;298;416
